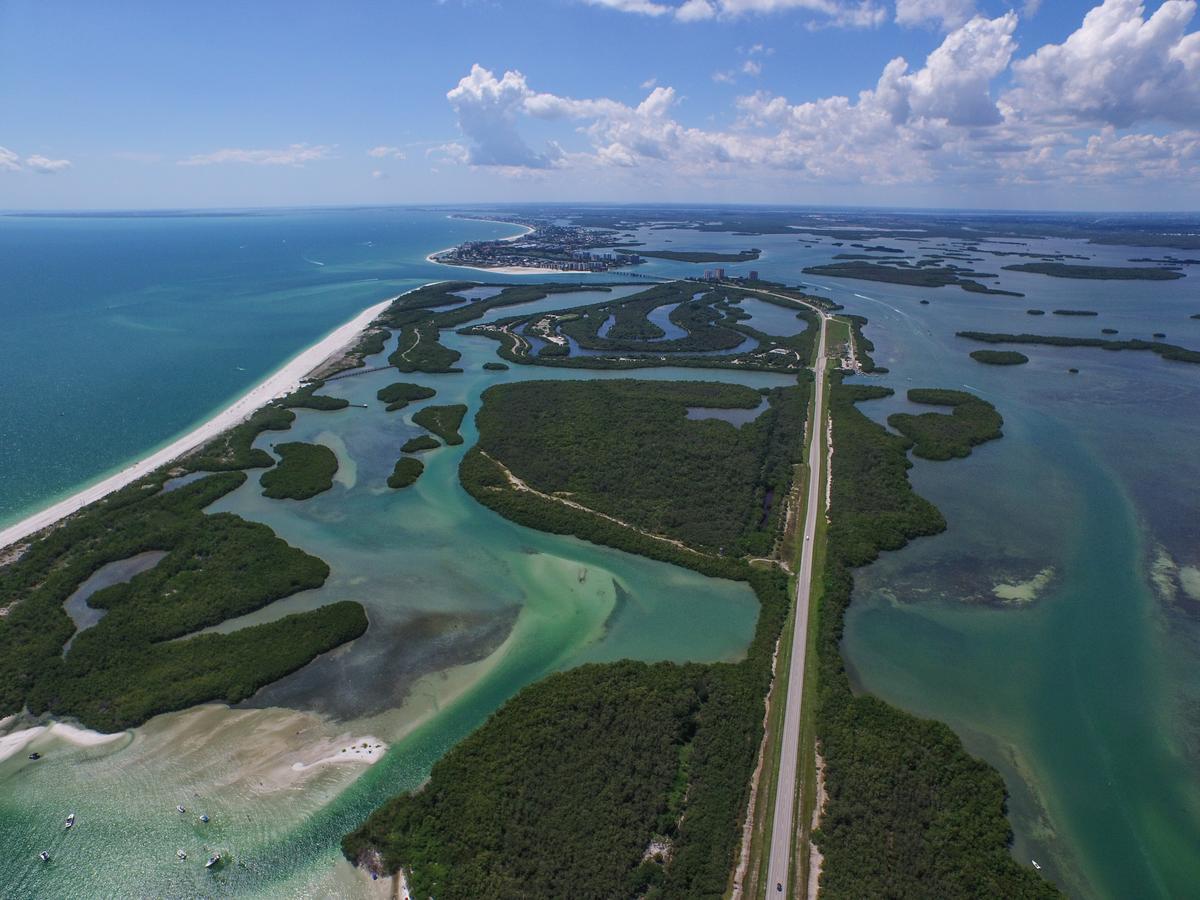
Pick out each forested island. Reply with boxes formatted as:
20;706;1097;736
388;457;424;489
463;280;818;373
377;381;436;412
259;442;338;500
958;331;1200;365
400;435;440;453
412;404;468;446
0;471;365;731
971;349;1030;365
801;261;1023;296
1003;263;1185;280
887;389;1004;460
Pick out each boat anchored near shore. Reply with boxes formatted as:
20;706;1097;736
64;813;75;831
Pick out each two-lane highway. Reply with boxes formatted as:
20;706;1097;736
764;310;830;898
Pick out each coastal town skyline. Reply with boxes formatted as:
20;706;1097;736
3;0;1200;212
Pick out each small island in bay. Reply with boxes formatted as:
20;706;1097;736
400;435;440;453
802;261;1023;296
958;331;1200;364
1003;262;1185;280
377;382;437;412
412;403;468;445
260;442;339;500
387;457;424;489
971;349;1029;365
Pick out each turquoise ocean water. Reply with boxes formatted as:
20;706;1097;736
0;208;514;528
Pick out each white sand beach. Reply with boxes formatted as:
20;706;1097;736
0;297;393;553
289;734;388;771
0;721;125;763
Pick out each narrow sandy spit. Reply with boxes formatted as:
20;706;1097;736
0;297;393;552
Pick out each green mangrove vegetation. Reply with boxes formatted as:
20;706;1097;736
471;380;807;555
400;435;440;453
188;406;295;471
971;349;1030;365
958;331;1200;365
387;457;424;489
259;442;339;500
801;261;1023;297
887;389;1004;461
815;383;1058;898
1003;263;1185;280
376;381;437;412
482;362;509;370
390;321;464;373
277;380;349;411
412;404;468;446
1053;309;1098;316
0;473;365;732
463;281;817;374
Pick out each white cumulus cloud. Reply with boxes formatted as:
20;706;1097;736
446;65;565;168
442;7;1200;193
1008;0;1200;127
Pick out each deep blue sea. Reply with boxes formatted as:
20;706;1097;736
0;208;519;528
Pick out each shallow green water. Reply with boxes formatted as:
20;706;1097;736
821;255;1200;898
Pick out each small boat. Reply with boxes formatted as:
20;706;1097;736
64;813;76;830
578;567;587;583
199;814;210;823
177;849;187;860
205;853;222;869
177;805;186;814
28;752;40;760
1032;860;1042;871
39;850;50;862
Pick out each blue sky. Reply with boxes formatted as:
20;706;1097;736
2;0;1198;210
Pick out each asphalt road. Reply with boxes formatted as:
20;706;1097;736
764;311;829;899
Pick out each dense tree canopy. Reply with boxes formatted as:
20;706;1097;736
472;380;806;554
259;441;339;499
0;472;365;731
